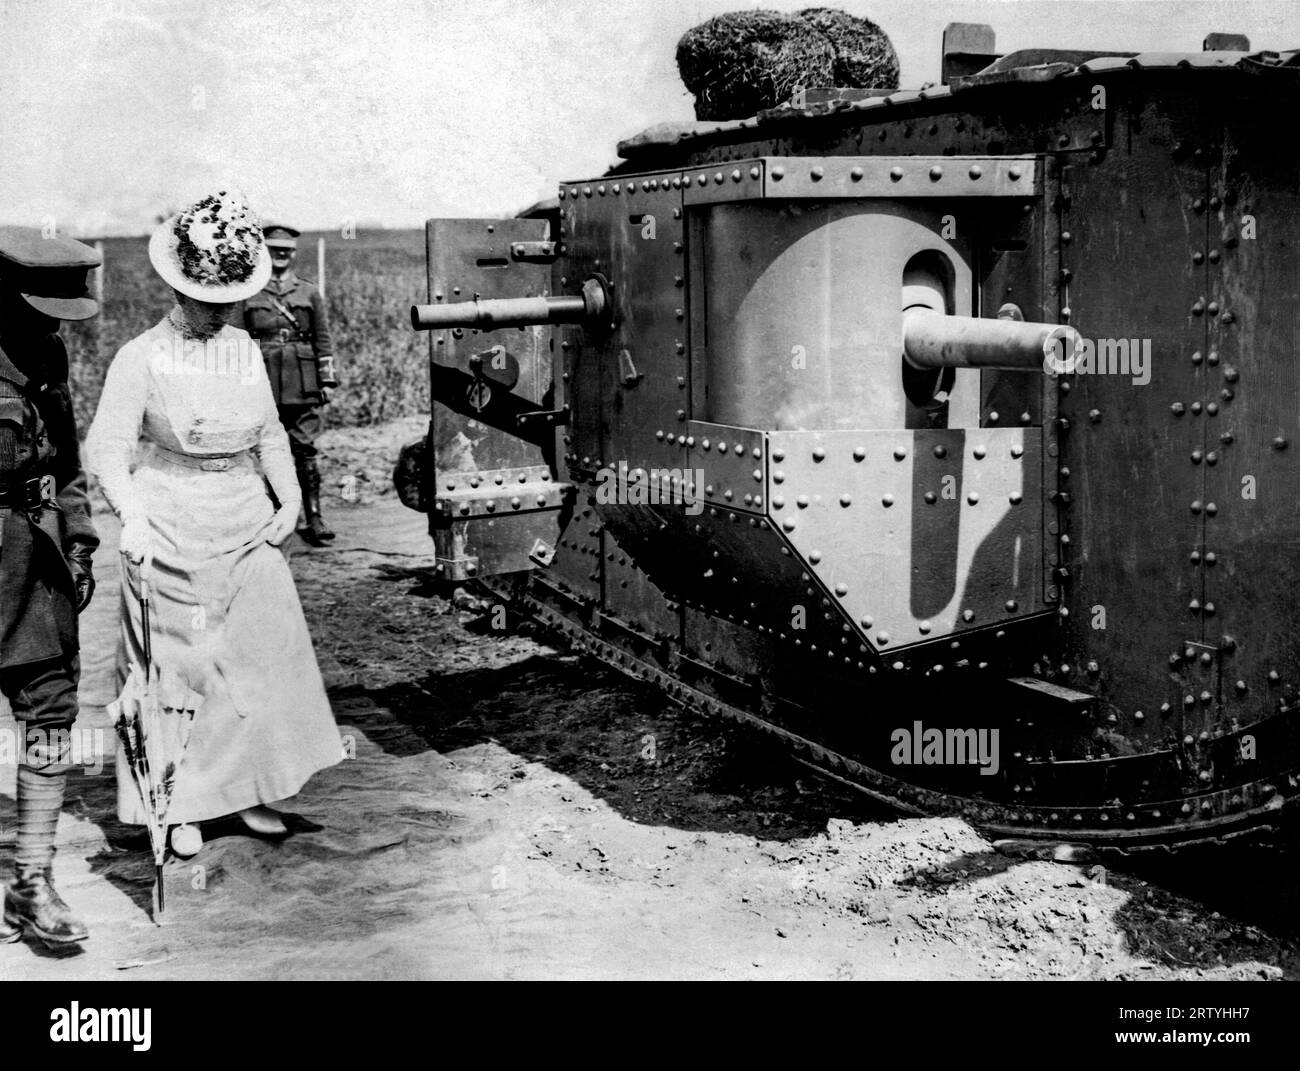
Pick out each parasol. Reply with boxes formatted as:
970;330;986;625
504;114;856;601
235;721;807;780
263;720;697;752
108;554;199;920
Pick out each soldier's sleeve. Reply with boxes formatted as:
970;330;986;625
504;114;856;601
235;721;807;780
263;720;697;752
310;286;334;361
45;338;99;554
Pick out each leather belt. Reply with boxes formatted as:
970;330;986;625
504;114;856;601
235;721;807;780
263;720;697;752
0;473;56;510
254;330;310;344
153;445;251;472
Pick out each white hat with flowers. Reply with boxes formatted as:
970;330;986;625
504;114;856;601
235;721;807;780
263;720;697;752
148;190;271;302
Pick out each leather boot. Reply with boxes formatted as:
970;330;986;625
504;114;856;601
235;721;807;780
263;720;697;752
4;868;88;945
0;901;19;944
293;455;311;535
301;456;335;544
4;750;87;945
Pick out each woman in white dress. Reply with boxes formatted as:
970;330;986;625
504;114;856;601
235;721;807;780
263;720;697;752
86;192;341;853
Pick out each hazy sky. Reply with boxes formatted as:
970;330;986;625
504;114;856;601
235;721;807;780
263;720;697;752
3;0;1299;235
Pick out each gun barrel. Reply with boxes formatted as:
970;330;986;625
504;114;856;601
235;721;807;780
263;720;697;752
903;308;1078;371
411;294;588;331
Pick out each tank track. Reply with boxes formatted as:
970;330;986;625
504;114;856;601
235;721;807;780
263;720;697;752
476;578;1297;854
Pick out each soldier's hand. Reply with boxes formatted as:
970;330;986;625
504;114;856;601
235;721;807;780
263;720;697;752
266;502;299;547
321;387;334;404
119;514;152;566
67;544;96;613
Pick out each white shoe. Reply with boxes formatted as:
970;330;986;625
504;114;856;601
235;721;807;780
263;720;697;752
170;824;203;857
238;806;288;836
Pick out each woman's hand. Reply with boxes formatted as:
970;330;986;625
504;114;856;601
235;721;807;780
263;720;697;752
118;514;152;565
266;502;299;547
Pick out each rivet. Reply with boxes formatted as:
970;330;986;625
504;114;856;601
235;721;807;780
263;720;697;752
933;444;947;459
839;494;851;507
771;447;786;463
968;164;982;179
810;165;824;181
918;620;931;634
796;494;809;508
773;470;785;483
929;165;943;181
850;166;863;181
889;166;903;181
923;491;937;505
973;446;986;460
812;447;825;462
771;166;785;181
835;583;848;597
1005;600;1018;612
962;609;974;622
782;518;795;532
967;492;980;505
809;550;822;564
882;494;895;507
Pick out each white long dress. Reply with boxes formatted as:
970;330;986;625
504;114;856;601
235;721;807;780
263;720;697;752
86;316;342;824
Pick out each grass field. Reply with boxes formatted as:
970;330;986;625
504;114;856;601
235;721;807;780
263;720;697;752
64;228;431;430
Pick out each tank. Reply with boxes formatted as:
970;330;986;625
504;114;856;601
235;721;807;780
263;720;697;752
394;23;1300;850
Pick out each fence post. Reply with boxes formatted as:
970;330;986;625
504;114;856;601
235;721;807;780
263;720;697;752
317;237;326;300
93;239;104;356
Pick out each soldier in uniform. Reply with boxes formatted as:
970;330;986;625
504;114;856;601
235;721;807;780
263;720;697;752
240;224;339;544
0;227;100;946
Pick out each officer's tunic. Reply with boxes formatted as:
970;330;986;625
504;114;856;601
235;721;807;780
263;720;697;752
85;319;342;823
0;333;97;724
241;272;332;452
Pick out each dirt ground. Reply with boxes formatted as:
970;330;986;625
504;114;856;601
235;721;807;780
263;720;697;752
2;421;1298;980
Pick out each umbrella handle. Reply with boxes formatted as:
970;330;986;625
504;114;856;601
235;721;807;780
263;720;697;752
137;550;155;674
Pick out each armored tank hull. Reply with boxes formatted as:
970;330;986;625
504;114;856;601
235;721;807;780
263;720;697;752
399;27;1300;850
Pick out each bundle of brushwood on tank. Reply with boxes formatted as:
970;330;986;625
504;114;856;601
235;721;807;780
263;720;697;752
675;7;899;120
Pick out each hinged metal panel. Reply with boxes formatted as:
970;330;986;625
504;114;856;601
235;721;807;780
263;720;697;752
767;427;1046;651
424;217;560;577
